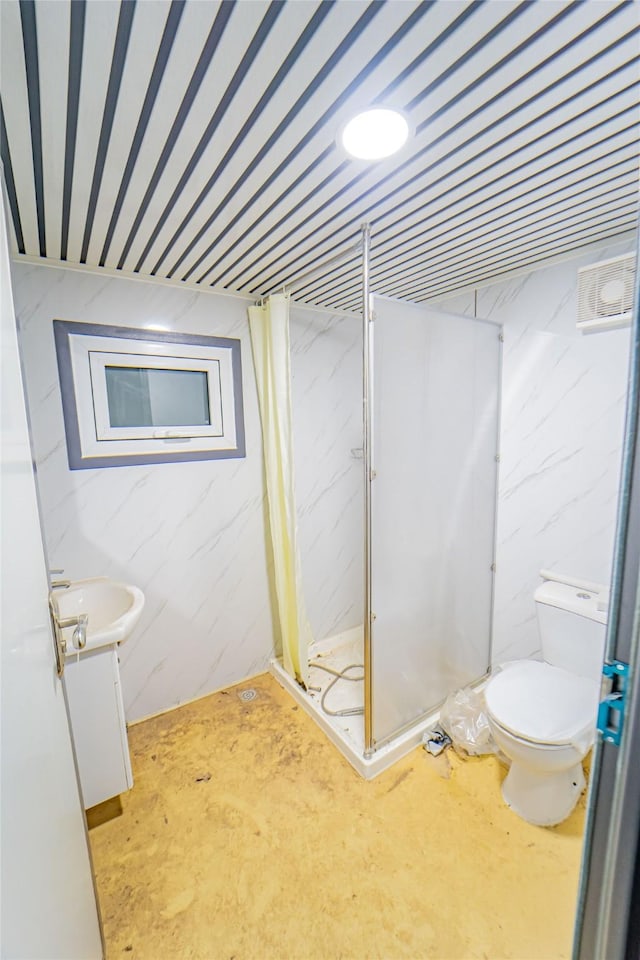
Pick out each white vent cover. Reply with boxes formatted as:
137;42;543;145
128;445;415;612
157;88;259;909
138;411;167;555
577;252;636;333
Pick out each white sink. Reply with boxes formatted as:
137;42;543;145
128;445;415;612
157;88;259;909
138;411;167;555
54;577;145;655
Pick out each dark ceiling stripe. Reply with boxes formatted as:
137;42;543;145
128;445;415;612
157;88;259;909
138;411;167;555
316;218;637;311
61;0;86;261
135;0;288;275
362;138;640;278
317;107;638;305
189;0;493;286
115;1;234;270
0;100;25;253
98;0;185;267
377;179;639;289
249;35;638;296
224;0;588;291
80;0;135;262
328;213;637;309
384;195;639;297
167;0;395;282
408;218;639;304
214;0;521;290
175;0;444;283
241;3;630;293
301;135;639;299
142;0;329;277
19;0;45;256
342;117;640;299
297;159;638;299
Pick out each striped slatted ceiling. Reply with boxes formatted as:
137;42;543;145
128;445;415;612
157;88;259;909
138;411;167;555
1;0;638;312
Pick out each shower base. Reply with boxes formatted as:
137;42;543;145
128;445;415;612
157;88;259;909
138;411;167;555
270;626;439;779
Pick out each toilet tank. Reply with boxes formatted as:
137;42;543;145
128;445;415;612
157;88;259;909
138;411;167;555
535;580;608;681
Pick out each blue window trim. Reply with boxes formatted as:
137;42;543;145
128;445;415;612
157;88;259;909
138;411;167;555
53;319;246;469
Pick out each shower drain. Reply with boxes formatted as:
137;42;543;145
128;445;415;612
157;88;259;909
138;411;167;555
237;688;258;703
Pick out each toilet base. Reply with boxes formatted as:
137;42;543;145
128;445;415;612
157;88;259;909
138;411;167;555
501;760;586;827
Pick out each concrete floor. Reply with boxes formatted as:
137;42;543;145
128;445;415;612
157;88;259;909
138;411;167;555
88;673;587;960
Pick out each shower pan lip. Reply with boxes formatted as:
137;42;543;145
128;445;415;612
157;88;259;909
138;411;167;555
269;626;442;779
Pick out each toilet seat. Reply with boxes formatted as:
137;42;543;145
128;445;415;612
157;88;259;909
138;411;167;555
485;660;600;747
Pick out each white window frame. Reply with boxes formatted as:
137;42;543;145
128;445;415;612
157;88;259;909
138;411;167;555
54;321;245;469
88;352;224;441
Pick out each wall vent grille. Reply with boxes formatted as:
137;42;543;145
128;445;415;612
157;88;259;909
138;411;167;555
577;253;636;333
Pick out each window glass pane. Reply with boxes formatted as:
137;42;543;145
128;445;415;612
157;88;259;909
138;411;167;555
105;367;210;428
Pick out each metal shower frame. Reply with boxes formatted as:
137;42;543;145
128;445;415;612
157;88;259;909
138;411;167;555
282;222;375;753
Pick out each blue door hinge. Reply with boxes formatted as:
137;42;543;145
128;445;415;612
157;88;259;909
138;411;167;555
597;660;630;746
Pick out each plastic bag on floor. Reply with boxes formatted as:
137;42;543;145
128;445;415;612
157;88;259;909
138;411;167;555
439;686;495;756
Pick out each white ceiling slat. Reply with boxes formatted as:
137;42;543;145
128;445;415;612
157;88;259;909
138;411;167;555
385;191;639;299
372;171;639;288
128;0;323;275
223;91;637;296
392;212;639;300
85;0;173;267
116;0;270;272
369;134;640;258
409;215;639;304
256;44;639;283
189;0;487;286
137;0;339;277
100;0;223;269
249;89;639;300
308;202;640;308
298;166;639;302
65;0;120;264
0;0;637;305
0;0;40;256
35;0;70;260
160;1;435;284
320;99;637;302
320;217;639;310
189;3;509;286
204;1;628;289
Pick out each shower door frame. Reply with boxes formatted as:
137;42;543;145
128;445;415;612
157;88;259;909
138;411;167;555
360;226;502;756
361;224;374;756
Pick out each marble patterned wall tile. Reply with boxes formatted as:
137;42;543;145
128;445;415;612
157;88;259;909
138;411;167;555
12;263;363;721
290;306;364;641
475;238;634;665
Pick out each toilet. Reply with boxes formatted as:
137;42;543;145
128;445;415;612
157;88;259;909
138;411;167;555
484;575;608;826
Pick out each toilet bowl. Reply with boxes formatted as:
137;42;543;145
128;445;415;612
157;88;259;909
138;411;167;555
486;660;600;825
484;576;607;826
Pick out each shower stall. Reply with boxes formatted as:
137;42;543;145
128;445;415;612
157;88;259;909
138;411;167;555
271;228;502;777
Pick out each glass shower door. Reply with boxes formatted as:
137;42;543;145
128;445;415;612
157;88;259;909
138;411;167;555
369;298;501;747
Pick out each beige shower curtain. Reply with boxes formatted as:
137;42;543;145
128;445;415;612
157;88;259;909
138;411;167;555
248;293;311;687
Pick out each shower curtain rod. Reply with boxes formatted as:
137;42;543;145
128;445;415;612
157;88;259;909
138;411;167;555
261;238;363;298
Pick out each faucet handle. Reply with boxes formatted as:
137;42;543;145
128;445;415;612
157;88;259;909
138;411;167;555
72;614;88;650
54;611;88;650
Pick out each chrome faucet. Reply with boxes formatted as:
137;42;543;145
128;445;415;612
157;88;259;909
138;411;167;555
57;613;88;650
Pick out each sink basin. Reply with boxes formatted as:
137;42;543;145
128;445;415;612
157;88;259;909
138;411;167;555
53;577;145;655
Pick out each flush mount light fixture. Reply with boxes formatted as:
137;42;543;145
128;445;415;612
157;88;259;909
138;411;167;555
340;107;410;160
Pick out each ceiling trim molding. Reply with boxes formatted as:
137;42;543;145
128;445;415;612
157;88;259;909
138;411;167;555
8;251;362;318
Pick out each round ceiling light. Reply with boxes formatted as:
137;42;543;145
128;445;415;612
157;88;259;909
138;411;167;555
340;108;409;160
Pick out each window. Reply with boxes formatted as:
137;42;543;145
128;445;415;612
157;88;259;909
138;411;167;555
54;320;245;469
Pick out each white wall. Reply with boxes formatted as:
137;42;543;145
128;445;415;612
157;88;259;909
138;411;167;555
16;234;630;717
290;307;363;640
436;237;634;666
12;261;363;722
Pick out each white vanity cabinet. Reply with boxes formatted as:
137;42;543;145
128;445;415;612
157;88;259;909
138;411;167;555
63;645;133;809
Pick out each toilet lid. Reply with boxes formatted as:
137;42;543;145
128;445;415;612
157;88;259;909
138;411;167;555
485;660;600;745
